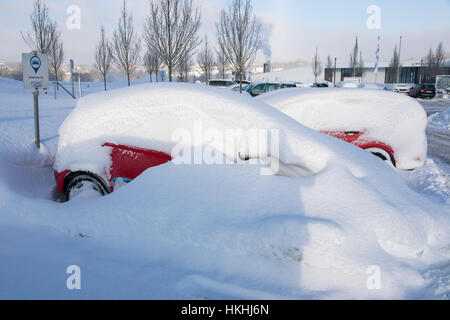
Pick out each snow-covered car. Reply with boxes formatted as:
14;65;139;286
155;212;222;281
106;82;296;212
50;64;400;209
258;88;428;170
385;83;414;94
244;82;296;97
54;83;350;200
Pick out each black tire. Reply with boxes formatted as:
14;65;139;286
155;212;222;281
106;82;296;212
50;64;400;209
364;147;396;167
65;173;109;201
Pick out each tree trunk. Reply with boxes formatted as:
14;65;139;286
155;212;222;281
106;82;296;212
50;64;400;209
239;71;243;93
103;74;107;91
168;63;173;82
55;70;59;90
127;72;131;86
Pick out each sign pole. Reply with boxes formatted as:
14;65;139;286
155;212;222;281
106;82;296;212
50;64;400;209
70;59;75;98
23;51;48;149
78;72;82;98
33;89;40;148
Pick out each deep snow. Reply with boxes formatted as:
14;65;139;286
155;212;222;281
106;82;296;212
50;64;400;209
0;77;449;299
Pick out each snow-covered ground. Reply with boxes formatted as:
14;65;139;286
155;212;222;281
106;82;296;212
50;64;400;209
420;100;450;165
0;77;449;299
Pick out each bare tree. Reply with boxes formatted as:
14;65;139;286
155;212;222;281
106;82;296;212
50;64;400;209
389;45;401;83
216;46;229;79
349;36;359;77
357;51;364;77
21;0;54;54
326;55;333;69
48;25;64;84
112;0;141;86
143;49;162;82
312;47;323;83
175;54;190;81
434;42;445;69
216;0;262;92
95;26;113;91
144;0;201;82
325;54;334;83
197;35;215;82
425;42;446;82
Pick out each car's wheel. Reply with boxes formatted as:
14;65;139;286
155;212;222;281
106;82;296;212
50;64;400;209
66;173;109;201
364;147;396;167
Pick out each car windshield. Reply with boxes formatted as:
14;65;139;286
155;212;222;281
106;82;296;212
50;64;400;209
422;85;434;89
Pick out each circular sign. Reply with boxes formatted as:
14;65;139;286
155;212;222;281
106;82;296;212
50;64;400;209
30;56;42;74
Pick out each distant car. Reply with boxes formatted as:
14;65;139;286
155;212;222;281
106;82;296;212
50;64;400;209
385;83;414;94
408;84;436;99
311;82;329;88
245;82;296;97
207;79;235;88
258;88;428;170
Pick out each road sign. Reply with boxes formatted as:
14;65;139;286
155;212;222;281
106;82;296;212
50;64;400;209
22;52;49;92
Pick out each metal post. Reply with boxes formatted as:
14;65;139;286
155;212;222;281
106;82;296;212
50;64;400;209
33;90;40;148
396;36;402;83
54;81;57;100
70;59;75;98
78;73;82;98
420;59;423;83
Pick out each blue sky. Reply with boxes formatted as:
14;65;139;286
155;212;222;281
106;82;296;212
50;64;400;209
0;0;449;64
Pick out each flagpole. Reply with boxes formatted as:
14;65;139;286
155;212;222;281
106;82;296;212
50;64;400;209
374;36;380;83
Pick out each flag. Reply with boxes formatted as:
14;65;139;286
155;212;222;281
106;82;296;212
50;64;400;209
374;36;380;74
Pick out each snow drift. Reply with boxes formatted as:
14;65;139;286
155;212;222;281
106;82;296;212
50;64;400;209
258;88;428;170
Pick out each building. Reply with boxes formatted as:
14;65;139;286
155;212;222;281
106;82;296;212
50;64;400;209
0;60;8;72
325;60;450;84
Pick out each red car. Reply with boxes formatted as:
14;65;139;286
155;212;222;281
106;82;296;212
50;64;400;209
258;88;428;170
55;143;172;200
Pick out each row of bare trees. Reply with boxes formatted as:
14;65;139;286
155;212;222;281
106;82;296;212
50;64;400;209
422;42;446;83
23;0;263;92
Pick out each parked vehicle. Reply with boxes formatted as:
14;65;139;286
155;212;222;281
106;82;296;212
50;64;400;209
384;83;414;94
408;84;436;99
54;83;332;200
207;79;235;88
245;82;296;97
258;88;427;170
311;82;329;88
